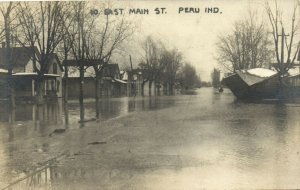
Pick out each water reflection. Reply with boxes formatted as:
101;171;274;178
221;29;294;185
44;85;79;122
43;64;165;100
0;101;61;124
2;160;58;190
273;103;288;131
69;96;176;124
0;96;175;127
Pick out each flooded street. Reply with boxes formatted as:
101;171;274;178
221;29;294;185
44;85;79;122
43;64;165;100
0;88;300;189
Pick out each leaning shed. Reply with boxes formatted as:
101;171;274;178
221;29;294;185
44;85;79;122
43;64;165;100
223;68;280;100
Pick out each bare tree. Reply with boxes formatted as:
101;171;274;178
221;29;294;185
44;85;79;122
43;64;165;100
0;2;18;121
16;2;67;104
62;1;96;122
140;36;164;96
62;2;133;119
216;10;273;72
89;8;134;118
57;2;76;103
160;48;182;95
265;0;300;76
140;37;183;96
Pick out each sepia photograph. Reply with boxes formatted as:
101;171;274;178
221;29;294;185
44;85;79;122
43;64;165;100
0;0;300;189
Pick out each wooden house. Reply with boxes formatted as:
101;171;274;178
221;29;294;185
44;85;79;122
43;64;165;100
100;64;127;96
63;62;127;99
0;47;63;100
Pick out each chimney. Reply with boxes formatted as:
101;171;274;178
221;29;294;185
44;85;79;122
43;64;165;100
1;42;5;48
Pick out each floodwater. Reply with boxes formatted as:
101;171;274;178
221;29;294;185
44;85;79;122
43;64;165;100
0;88;300;189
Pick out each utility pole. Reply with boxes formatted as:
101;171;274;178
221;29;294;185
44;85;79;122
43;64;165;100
281;27;284;65
277;27;290;96
278;27;289;71
127;55;134;97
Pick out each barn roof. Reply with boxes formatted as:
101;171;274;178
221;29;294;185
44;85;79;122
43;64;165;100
236;68;278;86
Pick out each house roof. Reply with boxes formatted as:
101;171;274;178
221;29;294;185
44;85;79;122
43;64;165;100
0;68;8;73
0;47;63;72
0;47;39;69
12;72;60;78
65;63;121;78
246;68;277;78
287;67;300;77
236;68;278;86
63;59;100;67
102;64;120;78
104;63;119;71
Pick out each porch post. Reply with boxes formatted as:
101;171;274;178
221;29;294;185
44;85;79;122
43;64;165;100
32;79;35;96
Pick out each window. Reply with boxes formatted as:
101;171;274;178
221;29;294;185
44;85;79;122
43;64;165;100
53;62;57;74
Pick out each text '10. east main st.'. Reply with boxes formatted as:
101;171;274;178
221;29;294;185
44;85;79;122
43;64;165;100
90;7;221;16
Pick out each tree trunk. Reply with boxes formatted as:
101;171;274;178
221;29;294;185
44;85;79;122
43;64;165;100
95;72;100;119
63;65;68;102
166;83;170;95
149;81;152;96
169;83;174;95
156;82;160;96
8;102;15;124
79;65;84;122
154;81;157;96
127;72;131;97
7;70;15;111
36;77;45;104
4;16;15;115
162;83;166;95
64;102;69;126
141;82;145;96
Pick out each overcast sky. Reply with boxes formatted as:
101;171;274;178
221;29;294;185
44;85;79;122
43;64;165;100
105;0;298;81
1;0;296;81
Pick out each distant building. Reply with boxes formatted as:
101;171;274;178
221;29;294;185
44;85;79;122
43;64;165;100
62;60;94;99
63;62;127;99
0;47;63;100
100;64;127;96
120;69;143;96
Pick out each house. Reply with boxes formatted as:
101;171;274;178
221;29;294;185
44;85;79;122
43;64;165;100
62;59;98;99
62;61;127;99
0;47;63;100
100;64;127;96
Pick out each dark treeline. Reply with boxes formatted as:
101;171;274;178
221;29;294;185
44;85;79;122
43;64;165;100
139;36;201;95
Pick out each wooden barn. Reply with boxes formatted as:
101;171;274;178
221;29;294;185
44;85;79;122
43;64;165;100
223;68;280;100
